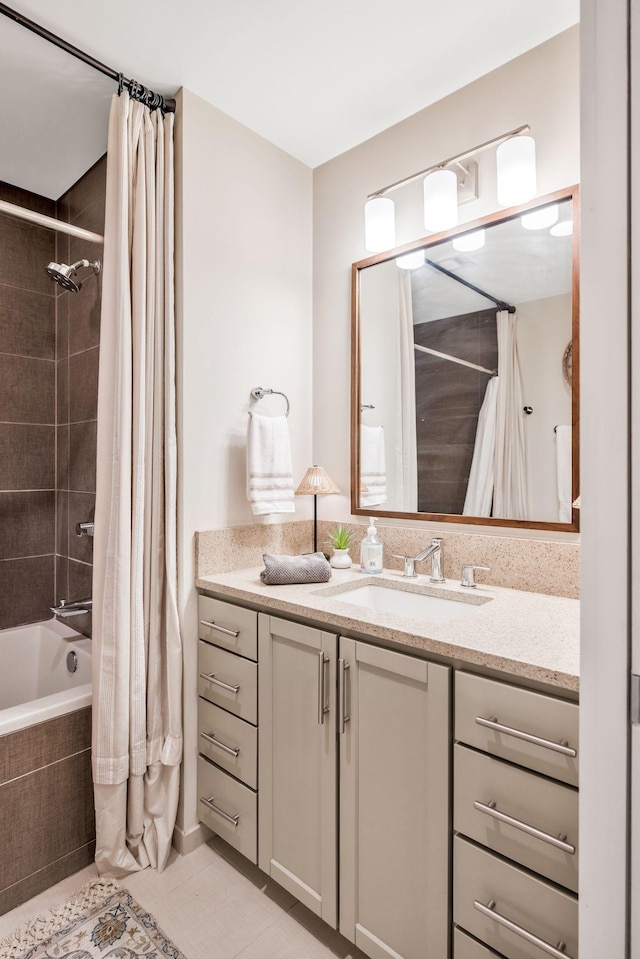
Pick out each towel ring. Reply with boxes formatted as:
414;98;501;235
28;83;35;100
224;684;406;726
251;386;290;417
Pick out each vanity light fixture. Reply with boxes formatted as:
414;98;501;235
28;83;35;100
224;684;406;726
364;124;533;250
452;228;486;253
396;250;425;270
295;465;341;553
521;204;559;231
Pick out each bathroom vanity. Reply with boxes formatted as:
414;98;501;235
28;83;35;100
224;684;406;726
195;567;579;959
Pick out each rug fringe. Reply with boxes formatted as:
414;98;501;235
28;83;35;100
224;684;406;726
0;877;121;958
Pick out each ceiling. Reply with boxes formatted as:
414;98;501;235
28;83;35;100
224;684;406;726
0;0;579;199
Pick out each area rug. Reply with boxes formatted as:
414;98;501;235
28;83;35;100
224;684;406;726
0;877;187;959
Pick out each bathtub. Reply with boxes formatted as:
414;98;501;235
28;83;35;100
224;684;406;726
0;617;92;736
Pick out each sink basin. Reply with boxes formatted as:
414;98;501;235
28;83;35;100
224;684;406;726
331;582;486;623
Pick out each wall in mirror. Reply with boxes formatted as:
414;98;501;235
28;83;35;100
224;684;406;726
353;186;579;532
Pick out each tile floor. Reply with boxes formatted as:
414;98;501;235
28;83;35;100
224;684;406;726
0;837;368;959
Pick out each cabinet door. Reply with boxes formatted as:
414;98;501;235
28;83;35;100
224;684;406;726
258;613;338;927
339;637;450;959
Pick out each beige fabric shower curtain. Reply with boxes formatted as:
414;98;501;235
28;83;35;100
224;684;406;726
92;91;182;875
493;310;529;519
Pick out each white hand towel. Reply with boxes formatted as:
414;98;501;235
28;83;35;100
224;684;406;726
360;425;387;506
247;413;295;515
556;425;572;523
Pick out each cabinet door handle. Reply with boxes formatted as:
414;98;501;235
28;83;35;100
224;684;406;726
474;800;576;854
200;796;240;827
475;715;577;758
338;658;350;734
473;899;573;959
200;731;240;758
199;671;240;694
200;619;240;638
318;651;329;725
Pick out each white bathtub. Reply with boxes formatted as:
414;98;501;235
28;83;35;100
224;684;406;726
0;618;92;736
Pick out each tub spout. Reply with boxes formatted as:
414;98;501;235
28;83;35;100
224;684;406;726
51;598;92;618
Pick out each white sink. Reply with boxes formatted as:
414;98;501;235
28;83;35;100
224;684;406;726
331;583;485;623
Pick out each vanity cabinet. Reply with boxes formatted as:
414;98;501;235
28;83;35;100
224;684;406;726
257;613;450;957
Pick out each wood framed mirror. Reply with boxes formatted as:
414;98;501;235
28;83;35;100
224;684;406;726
351;186;579;531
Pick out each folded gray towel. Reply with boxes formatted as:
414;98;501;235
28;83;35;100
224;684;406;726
260;552;332;585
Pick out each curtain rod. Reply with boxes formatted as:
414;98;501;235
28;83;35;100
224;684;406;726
0;198;104;242
414;343;496;377
0;2;176;114
424;257;516;313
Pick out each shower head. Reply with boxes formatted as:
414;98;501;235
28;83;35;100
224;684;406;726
45;258;101;293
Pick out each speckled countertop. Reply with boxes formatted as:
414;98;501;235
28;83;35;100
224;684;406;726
196;566;579;693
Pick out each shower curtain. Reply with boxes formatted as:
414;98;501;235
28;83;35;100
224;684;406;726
493;309;529;519
92;91;182;875
397;273;418;512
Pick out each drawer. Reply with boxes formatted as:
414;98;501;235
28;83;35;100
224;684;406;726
198;641;258;725
198;756;257;863
198;698;258;789
454;927;506;959
199;595;258;661
454;836;578;959
455;672;578;786
454;745;578;892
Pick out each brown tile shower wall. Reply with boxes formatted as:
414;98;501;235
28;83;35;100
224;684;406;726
55;157;106;638
0;184;56;628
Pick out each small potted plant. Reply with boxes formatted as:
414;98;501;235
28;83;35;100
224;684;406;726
325;524;355;569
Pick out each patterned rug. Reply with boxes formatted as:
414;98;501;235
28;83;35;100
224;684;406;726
0;877;187;959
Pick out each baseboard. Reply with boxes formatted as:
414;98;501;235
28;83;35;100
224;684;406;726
172;822;214;856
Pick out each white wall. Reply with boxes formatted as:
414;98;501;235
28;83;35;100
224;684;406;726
174;88;313;839
313;27;579;538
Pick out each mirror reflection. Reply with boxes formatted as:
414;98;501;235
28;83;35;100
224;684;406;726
355;189;578;529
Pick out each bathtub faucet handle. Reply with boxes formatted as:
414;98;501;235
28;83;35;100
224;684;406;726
76;522;94;537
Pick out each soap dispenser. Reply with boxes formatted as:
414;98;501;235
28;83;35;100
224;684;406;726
360;518;383;574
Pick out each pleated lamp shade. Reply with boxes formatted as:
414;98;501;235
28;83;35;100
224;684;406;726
295;465;340;496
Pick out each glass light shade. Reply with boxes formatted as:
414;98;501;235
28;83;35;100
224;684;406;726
521;204;559;231
424;169;458;232
452;229;486;253
496;135;536;206
550;220;573;237
364;197;395;252
396;250;425;270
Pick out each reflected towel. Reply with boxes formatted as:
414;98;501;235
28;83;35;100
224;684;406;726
247;413;295;515
556;425;572;523
360;425;387;506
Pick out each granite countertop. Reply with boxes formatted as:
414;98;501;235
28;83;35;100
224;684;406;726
196;566;580;692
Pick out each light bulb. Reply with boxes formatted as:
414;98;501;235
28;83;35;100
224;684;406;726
496;135;536;206
424;169;458;232
452;229;486;252
364;197;395;252
521;204;559;231
396;250;425;270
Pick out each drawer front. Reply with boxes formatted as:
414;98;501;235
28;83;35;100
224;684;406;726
454;745;578;892
455;672;578;786
198;756;257;863
199;595;258;661
454;927;506;959
454;837;578;959
198;699;258;789
198;641;258;725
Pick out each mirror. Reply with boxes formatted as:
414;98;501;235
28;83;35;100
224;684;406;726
351;187;579;531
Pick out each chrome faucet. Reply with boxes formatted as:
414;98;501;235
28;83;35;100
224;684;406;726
50;598;93;618
393;537;445;582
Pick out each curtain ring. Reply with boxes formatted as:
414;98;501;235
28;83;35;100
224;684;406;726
117;73;124;96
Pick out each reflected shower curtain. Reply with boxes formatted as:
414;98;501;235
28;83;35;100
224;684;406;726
397;272;418;512
463;376;498;516
493;310;529;519
92;91;182;875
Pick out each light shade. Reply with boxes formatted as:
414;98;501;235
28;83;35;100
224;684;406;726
550;219;573;237
396;250;425;270
452;229;486;253
295;465;341;496
496;135;536;206
424;169;458;232
521;204;558;231
364;197;395;252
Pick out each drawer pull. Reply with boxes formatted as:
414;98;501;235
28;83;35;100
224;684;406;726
318;651;329;725
200;796;240;827
474;899;573;959
199;671;240;694
475;716;577;758
474;800;576;854
338;659;350;734
200;731;240;758
200;619;240;639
